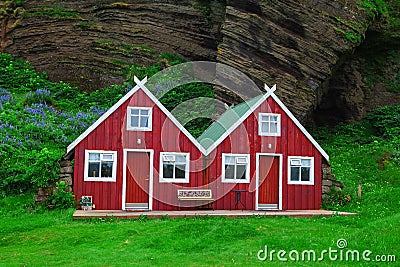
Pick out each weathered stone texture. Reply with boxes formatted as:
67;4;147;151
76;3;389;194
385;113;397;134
217;0;373;120
2;0;399;122
322;164;344;198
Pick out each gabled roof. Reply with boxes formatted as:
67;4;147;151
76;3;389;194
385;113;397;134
66;77;206;156
197;95;264;151
66;77;329;161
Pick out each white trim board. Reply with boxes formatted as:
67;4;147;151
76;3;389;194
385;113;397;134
67;80;143;154
66;77;329;162
270;93;329;162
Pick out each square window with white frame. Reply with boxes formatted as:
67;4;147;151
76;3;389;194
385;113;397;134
84;150;117;182
127;107;152;131
222;154;250;183
288;156;314;185
160;152;190;183
258;113;281;136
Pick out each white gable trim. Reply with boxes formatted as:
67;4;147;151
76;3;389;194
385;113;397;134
202;90;329;162
66;77;208;156
67;78;329;162
270;93;329;162
67;82;142;154
203;94;269;155
136;82;208;155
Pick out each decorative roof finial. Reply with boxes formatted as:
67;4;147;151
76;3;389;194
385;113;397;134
264;83;277;94
134;76;148;88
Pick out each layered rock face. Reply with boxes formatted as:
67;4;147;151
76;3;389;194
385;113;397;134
316;16;400;122
217;0;375;120
2;0;399;121
3;0;225;91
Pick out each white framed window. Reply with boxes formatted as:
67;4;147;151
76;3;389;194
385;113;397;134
84;150;117;182
258;113;281;136
222;154;250;183
159;152;190;183
288;156;314;185
127;107;152;131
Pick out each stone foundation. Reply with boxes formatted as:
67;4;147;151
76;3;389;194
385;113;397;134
59;159;73;192
322;163;343;199
34;157;74;205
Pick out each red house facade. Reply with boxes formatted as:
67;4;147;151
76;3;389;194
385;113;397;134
67;77;329;211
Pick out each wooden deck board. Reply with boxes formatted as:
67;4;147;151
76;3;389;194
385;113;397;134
73;209;356;219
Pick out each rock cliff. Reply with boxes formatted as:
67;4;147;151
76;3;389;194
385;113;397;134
1;0;399;122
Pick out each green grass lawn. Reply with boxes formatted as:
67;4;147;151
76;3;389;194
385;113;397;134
0;203;398;266
1;127;400;266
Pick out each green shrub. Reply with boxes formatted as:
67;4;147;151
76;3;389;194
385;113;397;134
46;181;75;209
322;187;352;209
365;105;400;139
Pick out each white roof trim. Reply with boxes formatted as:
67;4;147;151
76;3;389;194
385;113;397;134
66;81;142;154
136;81;208;155
67;78;329;162
269;93;329;162
66;77;208;156
202;89;329;161
203;94;269;155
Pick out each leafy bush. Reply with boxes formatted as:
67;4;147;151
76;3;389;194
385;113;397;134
322;188;351;209
365;105;400;139
46;181;75;209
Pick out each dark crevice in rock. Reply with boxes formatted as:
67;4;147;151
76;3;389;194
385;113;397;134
314;18;400;126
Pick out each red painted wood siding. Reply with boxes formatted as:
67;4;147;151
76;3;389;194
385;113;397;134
73;89;324;210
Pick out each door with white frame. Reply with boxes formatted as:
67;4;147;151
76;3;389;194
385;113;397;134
256;154;282;210
124;150;153;210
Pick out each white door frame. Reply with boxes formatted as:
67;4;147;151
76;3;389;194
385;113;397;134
255;153;283;211
122;149;154;211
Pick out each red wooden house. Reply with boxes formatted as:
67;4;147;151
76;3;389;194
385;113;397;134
66;77;329;211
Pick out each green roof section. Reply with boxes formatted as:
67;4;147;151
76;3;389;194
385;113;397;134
197;94;265;150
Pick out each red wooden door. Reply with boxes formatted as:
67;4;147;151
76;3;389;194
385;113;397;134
125;152;150;210
258;156;279;209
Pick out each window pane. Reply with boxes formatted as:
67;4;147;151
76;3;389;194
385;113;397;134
290;167;300;181
140;109;149;116
261;115;269;122
163;155;175;162
175;164;186;179
236;165;247;179
130;116;139;127
102;154;113;161
271;115;278;122
301;167;310;181
131;109;139;115
261;122;269;133
290;159;301;166
270;122;278;133
88;162;100;177
302;159;311;167
225;156;234;164
139;116;149;128
224;164;235;179
163;164;174;178
175;155;186;163
236;157;248;164
89;153;100;161
101;162;113;177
